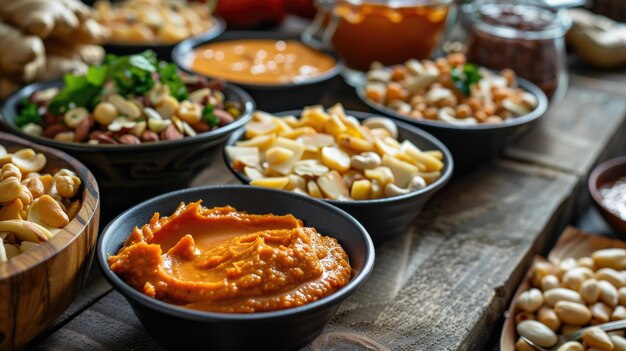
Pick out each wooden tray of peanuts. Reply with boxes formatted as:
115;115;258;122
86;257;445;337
502;226;626;351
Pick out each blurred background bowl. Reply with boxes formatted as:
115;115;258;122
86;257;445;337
104;17;226;60
224;110;453;245
98;185;374;351
0;79;254;217
589;156;626;235
0;132;99;350
356;77;548;173
172;31;344;112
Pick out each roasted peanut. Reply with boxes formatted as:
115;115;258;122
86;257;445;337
554;301;591;325
555;341;584;351
583;328;614;350
544;288;584;307
596;268;625;288
581;279;601;304
540;274;560;292
593;248;626;270
516;289;544;313
537;306;560;332
516;320;558;348
599;280;619;307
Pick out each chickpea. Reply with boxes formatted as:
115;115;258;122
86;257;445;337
94;102;118;125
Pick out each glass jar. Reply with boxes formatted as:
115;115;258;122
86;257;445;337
465;1;571;100
305;0;453;72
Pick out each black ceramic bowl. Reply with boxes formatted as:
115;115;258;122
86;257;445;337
224;110;453;245
97;185;374;351
104;17;226;60
172;31;344;112
356;78;548;173
0;79;254;214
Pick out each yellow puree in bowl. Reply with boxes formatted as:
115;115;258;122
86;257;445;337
189;39;336;84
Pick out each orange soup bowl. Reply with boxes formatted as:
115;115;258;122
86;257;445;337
97;185;374;351
0;132;100;350
172;31;344;112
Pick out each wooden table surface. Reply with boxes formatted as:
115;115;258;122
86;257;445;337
23;24;626;351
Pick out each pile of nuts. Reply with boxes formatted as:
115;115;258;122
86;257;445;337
22;79;242;145
514;248;626;350
363;53;539;126
94;0;217;44
226;104;445;201
0;145;82;263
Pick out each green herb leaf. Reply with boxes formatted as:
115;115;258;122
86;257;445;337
49;67;104;115
106;51;157;97
158;62;188;101
451;63;482;96
202;104;218;127
16;99;42;128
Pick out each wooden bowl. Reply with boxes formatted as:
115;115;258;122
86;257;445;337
0;132;100;350
589;156;626;234
500;227;626;350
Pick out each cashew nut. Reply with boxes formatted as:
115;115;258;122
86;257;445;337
0;178;22;203
438;107;478;126
11;148;46;173
29;195;69;228
147;83;170;106
63;107;89;128
388;100;412;115
108;117;137;132
362;117;398;139
155;95;179;119
0;219;52;243
22;177;44;198
425;87;454;105
0;199;23;220
503;98;531;116
55;175;81;198
350;152;382;170
109;94;141;119
366;69;392;83
188;88;211;104
177;100;202;124
384;175;426;197
1;163;22;181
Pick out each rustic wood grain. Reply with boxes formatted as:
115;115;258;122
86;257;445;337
505;79;626;177
0;132;100;351
33;160;576;351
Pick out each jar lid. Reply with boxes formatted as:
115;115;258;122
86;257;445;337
468;1;572;40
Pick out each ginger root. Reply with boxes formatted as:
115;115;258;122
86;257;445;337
0;22;45;82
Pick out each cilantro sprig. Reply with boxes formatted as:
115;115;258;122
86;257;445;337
48;50;188;115
16;99;42;127
202;104;218;127
451;63;482;96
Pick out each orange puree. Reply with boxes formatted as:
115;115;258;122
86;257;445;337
108;202;351;313
188;39;336;84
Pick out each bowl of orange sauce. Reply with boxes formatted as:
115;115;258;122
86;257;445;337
98;185;374;350
172;31;344;111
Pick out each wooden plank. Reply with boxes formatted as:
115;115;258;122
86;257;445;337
33;161;576;351
505;78;626;177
